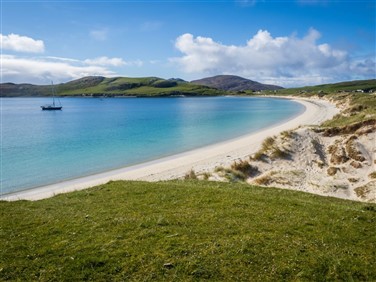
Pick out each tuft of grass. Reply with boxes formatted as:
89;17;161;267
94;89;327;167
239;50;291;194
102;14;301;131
1;180;375;281
369;172;376;179
251;151;266;161
251;136;277;161
252;136;290;161
184;169;197;180
201;172;212;180
253;173;274;186
224;169;247;182
216;160;260;182
261;136;276;151
281;130;294;139
214;166;225;172
230;160;259;176
270;146;289;159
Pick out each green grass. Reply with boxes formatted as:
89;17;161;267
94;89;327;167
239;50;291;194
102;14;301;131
271;79;376;95
1;180;375;281
321;92;376;128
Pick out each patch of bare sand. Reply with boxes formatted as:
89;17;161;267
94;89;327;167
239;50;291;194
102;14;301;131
237;126;376;202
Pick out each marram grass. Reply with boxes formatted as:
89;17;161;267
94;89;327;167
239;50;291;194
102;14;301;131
1;180;375;281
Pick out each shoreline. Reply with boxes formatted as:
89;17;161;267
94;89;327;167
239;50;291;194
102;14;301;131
1;97;339;201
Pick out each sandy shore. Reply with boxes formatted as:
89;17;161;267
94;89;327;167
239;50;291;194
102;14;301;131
2;97;339;201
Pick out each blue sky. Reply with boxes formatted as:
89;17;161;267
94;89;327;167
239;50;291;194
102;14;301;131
1;0;375;86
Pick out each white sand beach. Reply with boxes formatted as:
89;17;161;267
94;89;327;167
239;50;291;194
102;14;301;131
2;97;339;201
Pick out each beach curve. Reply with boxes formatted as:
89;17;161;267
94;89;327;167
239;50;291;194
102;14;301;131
1;97;339;201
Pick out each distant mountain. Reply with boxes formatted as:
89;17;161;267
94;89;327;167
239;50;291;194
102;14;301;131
191;75;283;91
0;76;224;97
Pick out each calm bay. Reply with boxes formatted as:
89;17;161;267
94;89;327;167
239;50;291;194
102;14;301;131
1;97;304;194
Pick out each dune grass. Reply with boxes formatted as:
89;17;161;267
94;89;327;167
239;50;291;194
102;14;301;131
322;92;376;128
1;180;375;281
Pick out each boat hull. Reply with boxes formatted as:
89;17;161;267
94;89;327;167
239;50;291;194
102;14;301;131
41;106;62;110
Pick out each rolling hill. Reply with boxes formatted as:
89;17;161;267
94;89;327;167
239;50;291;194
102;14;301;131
191;75;283;91
2;76;375;97
0;76;226;97
275;79;376;95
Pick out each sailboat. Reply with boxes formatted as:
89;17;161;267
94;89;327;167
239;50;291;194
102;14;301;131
41;82;62;110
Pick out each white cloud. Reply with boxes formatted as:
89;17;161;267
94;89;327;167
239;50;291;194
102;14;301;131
84;56;126;66
1;33;45;53
171;29;375;86
0;32;144;84
43;56;81;63
1;55;115;84
84;57;143;67
90;28;108;41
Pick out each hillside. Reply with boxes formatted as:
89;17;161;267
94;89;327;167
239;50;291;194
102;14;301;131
274;79;376;95
191;75;283;91
0;76;226;97
1;180;375;281
3;77;374;97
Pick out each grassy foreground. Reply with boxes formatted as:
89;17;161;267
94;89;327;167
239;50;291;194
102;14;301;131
1;180;375;281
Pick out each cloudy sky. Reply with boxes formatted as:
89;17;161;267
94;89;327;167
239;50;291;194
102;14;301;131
1;0;375;87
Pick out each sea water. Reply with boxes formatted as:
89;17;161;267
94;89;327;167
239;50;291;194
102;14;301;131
1;97;304;194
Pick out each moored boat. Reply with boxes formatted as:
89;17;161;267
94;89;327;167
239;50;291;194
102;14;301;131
41;82;62;110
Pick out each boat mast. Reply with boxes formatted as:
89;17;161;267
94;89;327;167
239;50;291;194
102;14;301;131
51;81;56;106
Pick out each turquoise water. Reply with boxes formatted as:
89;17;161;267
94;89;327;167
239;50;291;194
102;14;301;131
1;97;304;194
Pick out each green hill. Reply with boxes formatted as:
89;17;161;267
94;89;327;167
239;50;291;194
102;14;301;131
1;180;375;281
2;77;375;97
273;79;376;95
191;75;283;91
0;76;226;97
